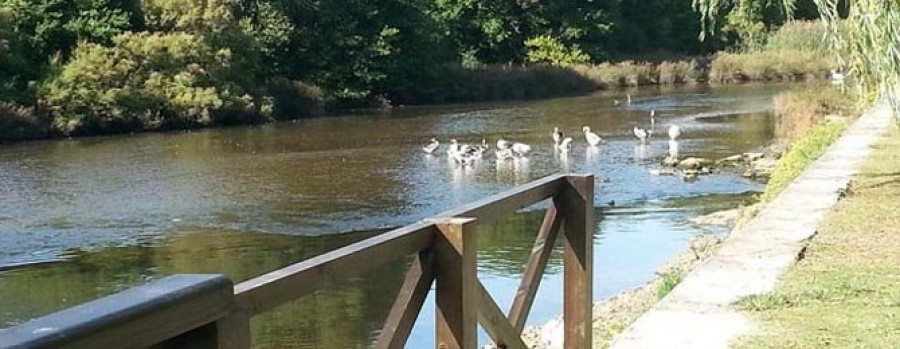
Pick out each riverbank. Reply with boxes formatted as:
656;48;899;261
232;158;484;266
609;96;893;348
734;126;900;348
0;53;833;144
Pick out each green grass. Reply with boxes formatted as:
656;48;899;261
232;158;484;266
735;127;900;348
761;120;848;201
656;272;683;300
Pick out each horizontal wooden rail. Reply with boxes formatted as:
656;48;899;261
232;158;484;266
0;275;245;348
3;173;594;349
234;173;569;316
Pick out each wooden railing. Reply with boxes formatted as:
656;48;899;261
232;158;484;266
1;174;594;349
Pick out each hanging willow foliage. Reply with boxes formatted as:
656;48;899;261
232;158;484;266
694;0;900;120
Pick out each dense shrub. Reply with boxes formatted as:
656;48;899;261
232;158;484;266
266;78;325;118
765;20;828;53
42;32;270;136
525;35;590;65
0;102;52;142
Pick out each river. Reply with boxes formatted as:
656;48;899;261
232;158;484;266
0;83;786;347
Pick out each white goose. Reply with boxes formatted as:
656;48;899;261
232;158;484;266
422;138;440;154
668;125;681;141
648;110;656;137
551;127;563;145
447;139;460;156
495;148;516;160
496;138;512;150
583;126;602;147
557;137;573;152
633;127;648;143
511;142;532;156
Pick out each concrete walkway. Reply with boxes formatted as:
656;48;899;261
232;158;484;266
610;100;895;348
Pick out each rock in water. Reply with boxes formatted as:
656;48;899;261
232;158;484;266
676;157;712;170
663;156;680;167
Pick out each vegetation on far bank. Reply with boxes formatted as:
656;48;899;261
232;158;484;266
0;0;833;143
735;128;900;348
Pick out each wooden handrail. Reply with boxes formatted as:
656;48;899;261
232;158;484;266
2;173;594;349
234;173;569;316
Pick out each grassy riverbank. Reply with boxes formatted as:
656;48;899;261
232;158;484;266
735;127;900;348
761;86;860;201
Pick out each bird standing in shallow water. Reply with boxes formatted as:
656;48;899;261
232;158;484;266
552;127;563;145
557;137;573;152
511;142;532;156
422;138;439;154
668;125;681;141
633;127;648;144
583;126;602;146
496;138;512;150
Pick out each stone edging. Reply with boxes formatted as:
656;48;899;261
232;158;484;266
609;99;895;348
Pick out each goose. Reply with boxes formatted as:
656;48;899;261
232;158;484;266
668;125;681;141
552;127;563;145
447;139;461;156
583;126;602;147
511;142;532;156
422;138;440;154
633;127;648;143
557;137;573;152
649;110;656;135
626;93;632;105
496;148;516;160
496;138;512;150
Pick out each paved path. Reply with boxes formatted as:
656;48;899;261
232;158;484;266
610;100;895;348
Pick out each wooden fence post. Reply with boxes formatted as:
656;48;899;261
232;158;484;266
434;218;478;349
559;175;594;349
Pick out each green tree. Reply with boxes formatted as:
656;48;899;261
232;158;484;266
43;32;270;136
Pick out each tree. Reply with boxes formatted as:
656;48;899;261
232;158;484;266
694;0;900;109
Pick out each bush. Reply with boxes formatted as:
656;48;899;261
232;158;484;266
0;102;52;143
525;35;590;65
42;32;269;136
567;61;659;88
266;78;325;118
658;60;699;84
765;20;829;54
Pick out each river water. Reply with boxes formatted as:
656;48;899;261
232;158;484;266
0;83;785;347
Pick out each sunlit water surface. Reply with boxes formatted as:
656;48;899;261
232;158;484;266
0;84;786;347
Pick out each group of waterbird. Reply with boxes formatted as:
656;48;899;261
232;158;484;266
423;109;684;166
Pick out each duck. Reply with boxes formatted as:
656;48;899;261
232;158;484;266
422;138;440;154
552;127;563;145
511;142;532;156
583;126;603;147
633;127;648;143
496;138;512;150
668;125;681;141
557;137;573;152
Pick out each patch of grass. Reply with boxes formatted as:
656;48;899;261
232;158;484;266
655;272;683;299
773;86;859;147
709;50;832;83
736;127;900;348
765;20;829;54
762;120;847;201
